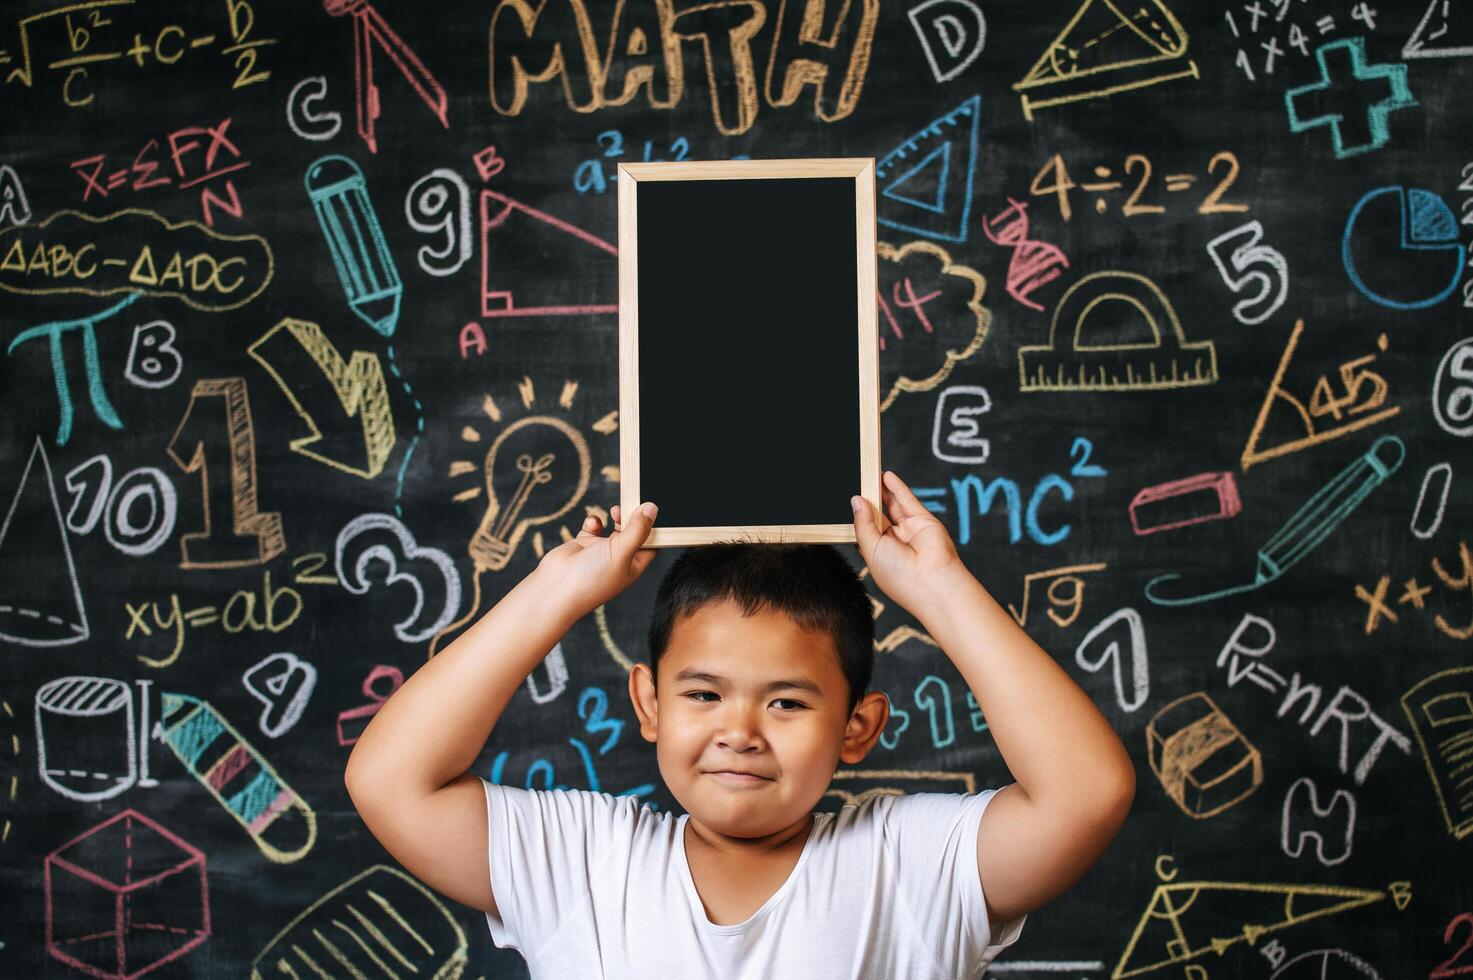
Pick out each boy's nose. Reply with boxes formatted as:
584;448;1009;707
713;718;765;751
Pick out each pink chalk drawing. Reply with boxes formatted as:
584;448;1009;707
45;808;210;979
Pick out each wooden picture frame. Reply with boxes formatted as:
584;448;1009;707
617;158;882;548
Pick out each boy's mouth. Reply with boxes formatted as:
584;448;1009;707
706;770;773;783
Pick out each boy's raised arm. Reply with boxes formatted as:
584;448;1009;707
853;473;1135;926
344;503;659;913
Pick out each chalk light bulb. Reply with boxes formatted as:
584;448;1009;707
469;416;591;572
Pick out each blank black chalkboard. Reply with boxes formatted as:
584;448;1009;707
617;160;881;546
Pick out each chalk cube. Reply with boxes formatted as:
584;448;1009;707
46;808;210;979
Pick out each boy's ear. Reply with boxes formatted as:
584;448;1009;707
628;663;659;742
838;691;890;764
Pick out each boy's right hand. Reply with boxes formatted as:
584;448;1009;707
533;501;659;615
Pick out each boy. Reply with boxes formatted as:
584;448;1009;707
345;470;1136;978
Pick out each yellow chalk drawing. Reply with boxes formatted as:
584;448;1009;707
1006;562;1108;628
876;239;991;412
247;318;397;479
486;0;879;136
431;380;606;657
252;865;467;979
1400;666;1473;841
1113;861;1405;978
166;377;286;570
0;695;18;845
825;768;978;806
1240;320;1399;471
1014;0;1199;121
1018;271;1217;392
3;0;135;89
1146;692;1262;819
0;208;272;310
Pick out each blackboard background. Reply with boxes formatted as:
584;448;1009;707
1;0;1470;977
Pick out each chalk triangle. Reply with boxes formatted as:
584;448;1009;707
1404;0;1473;58
876;95;981;243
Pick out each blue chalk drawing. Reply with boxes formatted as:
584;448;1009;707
1285;37;1416;159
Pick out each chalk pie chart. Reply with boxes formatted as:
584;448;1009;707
1270;948;1382;978
1342;186;1465;310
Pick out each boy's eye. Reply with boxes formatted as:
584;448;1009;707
682;692;807;711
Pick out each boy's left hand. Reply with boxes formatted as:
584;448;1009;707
852;471;965;615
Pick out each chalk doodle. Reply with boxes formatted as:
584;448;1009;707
157;690;318;863
1410;462;1453;539
1354;539;1473;640
908;0;986;83
70;117;251;226
0;439;89;647
405;167;472;276
1029;151;1249;221
1147;692;1262;818
1206;220;1289;325
323;0;448;154
336;665;404;746
485;0;879;135
166;377;286;570
250;865;466;979
1405;0;1473;58
1226;0;1384;80
1018;271;1217;392
124;571;310;669
62;453;177;556
1285;36;1416;159
1241;322;1399;470
1013;0;1198;120
1006;563;1107;629
876;239;991;411
45;808;211;976
124;319;182;388
336;513;462;645
0;164;32;227
1282;777;1356;866
285;75;342;141
35;676;148;802
7;293;136;445
875;94;981;244
1147;436;1405;605
1214;612;1413;785
980;197;1069;311
242;652;316;739
0;208;273;309
1129;472;1241;537
1113;856;1405;978
931;385;992;465
480;187;619;318
247;317;398;479
1342;185;1465;310
1400;666;1473;840
1075;607;1150;712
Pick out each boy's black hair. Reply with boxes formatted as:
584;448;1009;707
646;542;876;717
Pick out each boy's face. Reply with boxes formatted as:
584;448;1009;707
629;598;889;841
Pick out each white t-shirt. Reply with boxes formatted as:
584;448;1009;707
479;778;1026;979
